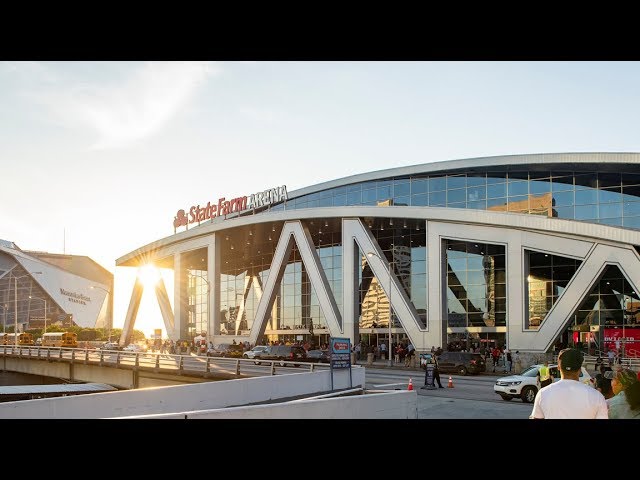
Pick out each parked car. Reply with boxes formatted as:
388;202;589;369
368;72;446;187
100;342;122;351
256;345;307;366
206;343;244;358
122;344;146;354
243;345;269;362
305;349;330;363
494;363;595;403
433;351;486;376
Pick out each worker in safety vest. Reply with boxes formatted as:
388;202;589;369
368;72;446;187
538;360;552;388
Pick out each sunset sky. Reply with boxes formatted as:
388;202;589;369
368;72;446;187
3;61;640;336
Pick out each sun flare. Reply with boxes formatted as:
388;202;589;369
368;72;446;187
137;264;160;289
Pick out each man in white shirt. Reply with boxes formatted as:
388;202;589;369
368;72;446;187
530;348;608;419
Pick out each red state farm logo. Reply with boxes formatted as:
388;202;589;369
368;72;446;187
174;210;188;228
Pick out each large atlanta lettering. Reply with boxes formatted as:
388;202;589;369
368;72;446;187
173;185;287;230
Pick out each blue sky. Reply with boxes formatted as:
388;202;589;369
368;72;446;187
3;61;640;335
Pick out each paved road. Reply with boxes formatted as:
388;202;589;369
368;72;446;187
365;367;533;419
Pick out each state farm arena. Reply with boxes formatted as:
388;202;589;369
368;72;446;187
116;153;640;356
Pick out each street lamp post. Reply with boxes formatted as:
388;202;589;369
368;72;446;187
367;251;394;367
91;285;112;341
11;271;42;346
28;296;47;334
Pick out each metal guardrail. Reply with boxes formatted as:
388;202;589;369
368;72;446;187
0;346;332;378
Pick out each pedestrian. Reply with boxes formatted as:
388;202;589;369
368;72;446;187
505;348;512;373
530;348;608;419
594;364;614;399
432;356;444;388
538;360;553;389
607;349;615;366
513;350;522;374
606;368;640;419
491;346;501;372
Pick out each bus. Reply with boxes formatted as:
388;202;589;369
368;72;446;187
19;333;35;346
41;332;78;348
3;333;35;346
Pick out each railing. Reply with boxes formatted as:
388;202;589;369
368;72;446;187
0;346;333;378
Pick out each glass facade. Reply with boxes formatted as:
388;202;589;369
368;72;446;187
169;161;640;355
445;240;506;329
525;251;582;330
572;265;640;356
270;167;640;230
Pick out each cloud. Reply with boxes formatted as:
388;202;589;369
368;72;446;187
24;61;219;149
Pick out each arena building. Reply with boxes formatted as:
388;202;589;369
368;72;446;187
116;153;640;356
0;240;113;332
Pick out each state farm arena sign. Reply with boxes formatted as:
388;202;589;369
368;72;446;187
173;185;288;230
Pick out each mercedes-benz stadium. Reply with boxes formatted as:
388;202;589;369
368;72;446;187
116;153;640;356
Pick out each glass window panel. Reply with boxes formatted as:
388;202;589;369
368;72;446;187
429;190;446;205
574;174;598;189
598;217;623;227
599;203;622;218
447;257;467;272
333;194;346;206
486;173;507;184
447;188;466;203
622;184;640;200
575;204;598;220
347;184;361;193
487;183;507;198
530;266;553;280
346;191;361;205
621;173;640;186
530;180;551;195
528;251;551;266
508;181;529;196
319;197;332;207
551;179;574;192
575;189;598;205
554;206;574;219
377;185;392;200
623;201;640;216
509;171;529;180
447;175;467;189
394;181;410;196
411;193;428;206
467;186;486;201
487;197;507;209
411;179;428;194
598;188;622;204
529;171;550;180
362;189;377;203
394;195;410;206
466;174;487;187
466;270;488;285
429;176;446;192
467;200;487;210
508;196;529;211
598;172;621;188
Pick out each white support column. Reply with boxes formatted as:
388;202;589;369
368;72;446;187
154;278;174;335
119;276;144;346
208;234;220;337
172;252;184;341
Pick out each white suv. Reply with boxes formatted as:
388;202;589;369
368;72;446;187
494;363;594;403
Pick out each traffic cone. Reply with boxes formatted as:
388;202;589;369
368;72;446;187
447;375;454;388
407;378;414;391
